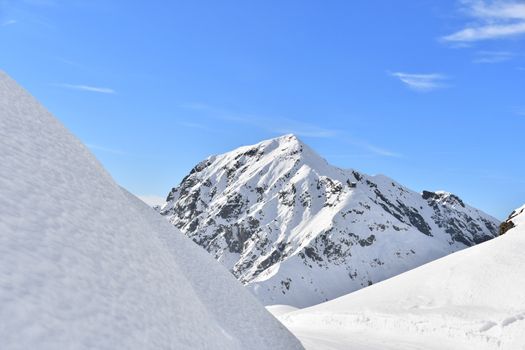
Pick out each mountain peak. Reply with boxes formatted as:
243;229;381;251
275;133;300;143
251;133;304;153
161;136;499;307
212;133;327;172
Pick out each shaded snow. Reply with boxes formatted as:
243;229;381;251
0;71;303;350
280;206;525;349
266;305;299;318
137;194;166;207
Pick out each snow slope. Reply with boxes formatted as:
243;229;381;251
160;134;499;307
0;71;303;350
280;206;525;349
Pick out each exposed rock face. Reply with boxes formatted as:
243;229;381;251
499;207;524;235
160;134;500;307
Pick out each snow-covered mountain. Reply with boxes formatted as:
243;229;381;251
159;134;499;307
0;71;303;350
279;205;525;349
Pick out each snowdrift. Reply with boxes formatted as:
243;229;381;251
0;71;303;350
280;206;525;349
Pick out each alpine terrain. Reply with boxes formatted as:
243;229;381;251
159;134;500;307
0;71;303;350
279;205;525;349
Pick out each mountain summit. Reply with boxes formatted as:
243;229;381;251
160;134;499;307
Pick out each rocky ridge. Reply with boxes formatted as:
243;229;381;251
160;134;499;307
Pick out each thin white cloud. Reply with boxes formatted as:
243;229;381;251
467;0;525;20
390;72;449;92
365;145;403;158
514;107;525;116
55;57;86;68
443;1;525;42
56;83;115;94
337;137;403;158
180;103;338;138
180;103;401;157
473;50;515;63
324;153;376;159
270;120;338;138
1;19;17;26
445;22;525;41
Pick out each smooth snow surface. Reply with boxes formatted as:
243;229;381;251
266;305;299;318
0;71;303;350
280;206;525;350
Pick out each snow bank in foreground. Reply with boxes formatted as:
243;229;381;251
0;71;303;350
266;305;300;318
280;207;525;349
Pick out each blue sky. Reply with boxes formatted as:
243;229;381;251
1;0;524;219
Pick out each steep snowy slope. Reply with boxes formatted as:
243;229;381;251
160;135;499;307
280;206;525;349
0;71;303;350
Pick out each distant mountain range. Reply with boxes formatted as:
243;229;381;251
159;134;499;307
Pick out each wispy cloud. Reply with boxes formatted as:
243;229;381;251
180;103;337;138
271;119;338;138
514;107;525;116
324;153;377;159
179;103;401;157
473;50;515;63
1;19;17;26
390;72;449;92
337;138;403;158
55;57;86;68
443;0;525;42
364;145;403;158
56;83;116;94
176;121;221;132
